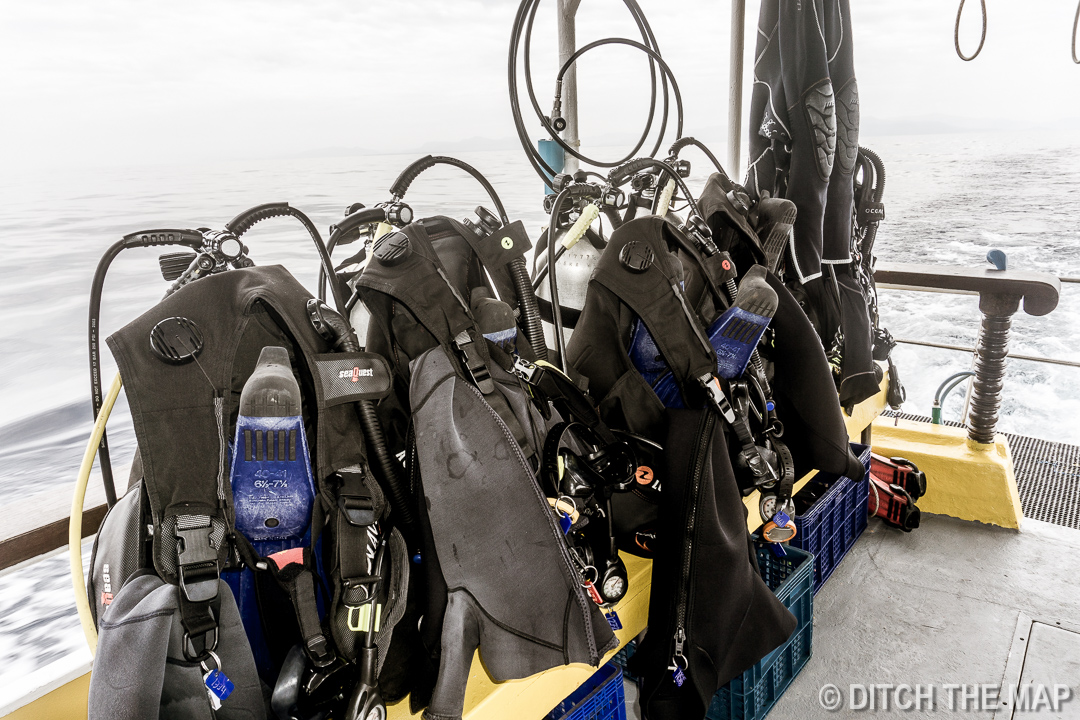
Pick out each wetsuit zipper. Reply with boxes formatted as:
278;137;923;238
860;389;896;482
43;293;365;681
672;409;715;679
460;378;600;664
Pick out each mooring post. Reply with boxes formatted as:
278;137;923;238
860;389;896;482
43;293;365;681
729;0;746;176
557;0;582;175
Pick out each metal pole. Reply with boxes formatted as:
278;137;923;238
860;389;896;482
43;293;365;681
728;0;746;176
558;0;582;174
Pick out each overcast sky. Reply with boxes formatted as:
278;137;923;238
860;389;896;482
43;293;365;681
1;0;1077;172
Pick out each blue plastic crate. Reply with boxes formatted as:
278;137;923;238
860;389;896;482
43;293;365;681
706;543;815;720
545;662;627;720
611;640;638;679
790;443;871;594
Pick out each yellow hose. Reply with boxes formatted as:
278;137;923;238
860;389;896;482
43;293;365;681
70;372;123;654
560;203;600;251
656;178;676;217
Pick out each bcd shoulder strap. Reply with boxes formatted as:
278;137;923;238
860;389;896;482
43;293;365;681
592;217;719;406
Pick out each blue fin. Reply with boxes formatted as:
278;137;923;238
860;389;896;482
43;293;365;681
226;346;317;680
708;305;772;380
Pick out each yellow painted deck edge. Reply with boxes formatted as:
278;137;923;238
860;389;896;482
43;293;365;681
387;554;653;719
871;416;1023;529
3;673;89;720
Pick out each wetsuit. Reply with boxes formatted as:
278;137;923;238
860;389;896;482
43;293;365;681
745;0;879;406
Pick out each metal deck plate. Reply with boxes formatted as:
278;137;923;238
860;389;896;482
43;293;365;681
995;614;1080;719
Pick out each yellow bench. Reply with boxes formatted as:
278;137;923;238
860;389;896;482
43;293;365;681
387;380;889;718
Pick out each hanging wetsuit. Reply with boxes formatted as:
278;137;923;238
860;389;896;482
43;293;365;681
746;0;880;407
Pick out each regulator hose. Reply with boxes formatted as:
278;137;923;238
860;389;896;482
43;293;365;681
608;156;703;220
88;229;203;507
319;206;389;303
669;136;728;177
510;256;549;361
318;303;418;538
509;0;677;186
225;202;349;317
389;155;509;223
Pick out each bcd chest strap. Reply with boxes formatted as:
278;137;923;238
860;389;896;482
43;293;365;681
175;513;222;660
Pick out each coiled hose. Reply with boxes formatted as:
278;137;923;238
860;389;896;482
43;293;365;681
510;256;548;360
509;0;677;186
856;147;886;260
954;0;987;61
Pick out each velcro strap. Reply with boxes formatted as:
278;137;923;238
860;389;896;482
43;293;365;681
336;471;377;588
868;475;919;530
267;547;335;668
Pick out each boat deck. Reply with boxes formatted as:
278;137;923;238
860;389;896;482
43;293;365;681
746;513;1080;719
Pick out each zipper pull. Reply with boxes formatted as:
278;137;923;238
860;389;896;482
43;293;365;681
669;627;688;687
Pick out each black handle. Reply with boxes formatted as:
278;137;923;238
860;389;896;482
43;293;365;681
389;155;437;199
122;228;203;249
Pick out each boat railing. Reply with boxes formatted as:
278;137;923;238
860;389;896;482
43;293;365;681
874;262;1061;444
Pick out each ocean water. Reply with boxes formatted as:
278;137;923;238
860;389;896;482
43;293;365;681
0;133;1077;685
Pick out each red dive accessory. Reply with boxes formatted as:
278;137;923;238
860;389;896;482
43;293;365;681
868;474;921;531
870;453;926;500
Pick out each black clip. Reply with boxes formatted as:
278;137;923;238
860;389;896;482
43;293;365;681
455;331;495;394
176;524;220;604
339;494;376;527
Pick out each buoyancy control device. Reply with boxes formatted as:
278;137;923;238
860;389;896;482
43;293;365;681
567;209;865;719
349;161;634;717
86;205;408;720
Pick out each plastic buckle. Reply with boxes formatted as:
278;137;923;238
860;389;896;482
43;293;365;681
455;333;495;394
511;356;539;383
698;374;736;424
305;635;334;667
338;495;375;527
176;525;220;604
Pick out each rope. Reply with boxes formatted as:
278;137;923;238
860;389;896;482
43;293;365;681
954;0;987;61
1072;0;1079;64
